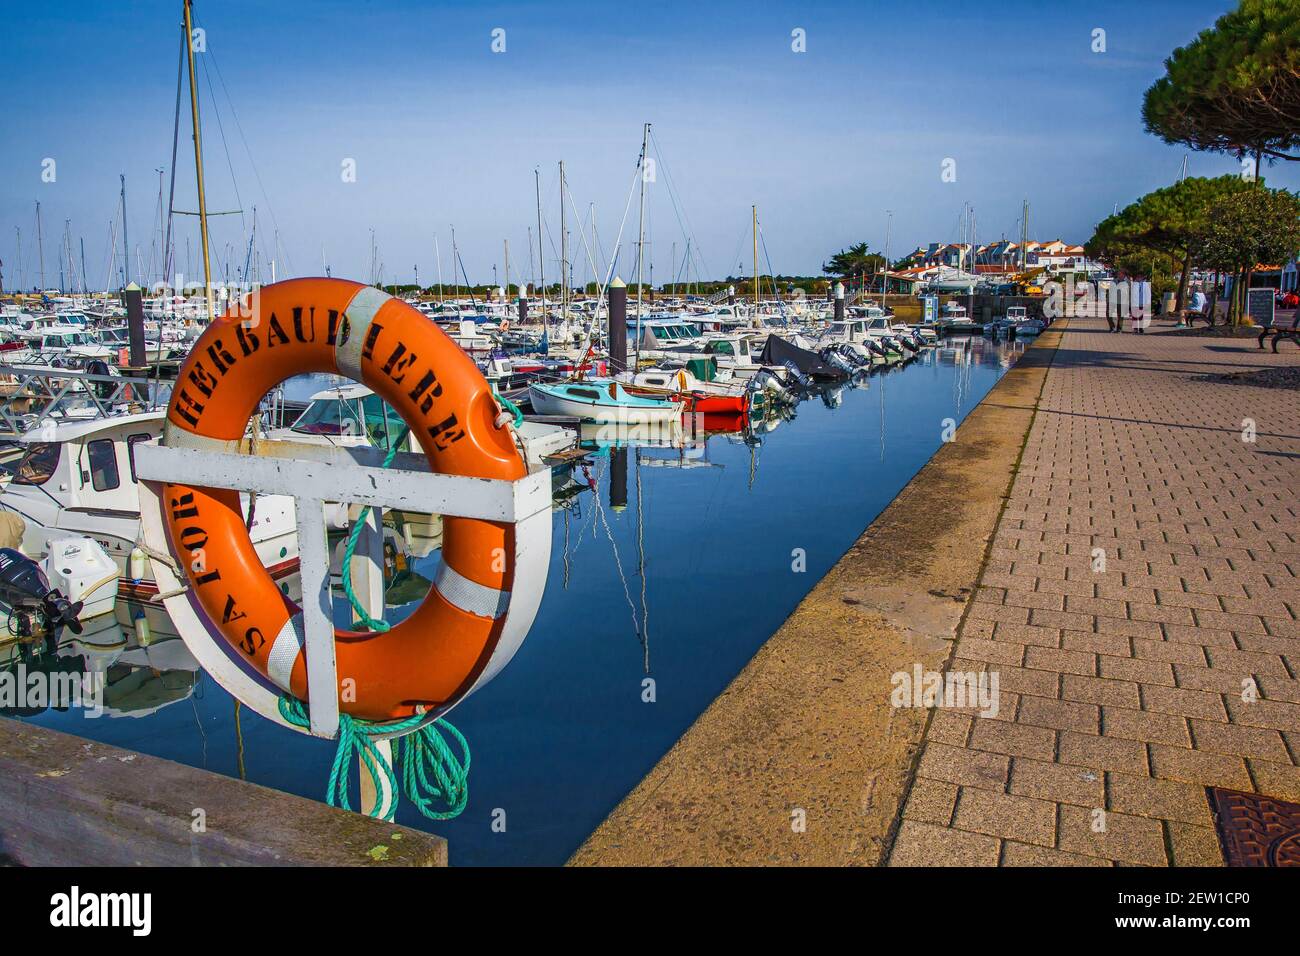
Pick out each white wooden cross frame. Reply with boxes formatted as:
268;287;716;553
134;436;552;741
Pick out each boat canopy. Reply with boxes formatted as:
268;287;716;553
757;334;845;381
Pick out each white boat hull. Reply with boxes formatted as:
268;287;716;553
528;385;683;424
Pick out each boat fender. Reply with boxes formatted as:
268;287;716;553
128;546;147;581
133;611;151;647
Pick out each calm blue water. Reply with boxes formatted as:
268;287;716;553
16;335;1023;865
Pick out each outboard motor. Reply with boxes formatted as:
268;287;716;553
0;548;83;658
840;343;870;369
819;347;855;375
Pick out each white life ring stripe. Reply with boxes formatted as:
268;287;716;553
336;287;392;380
435;561;509;619
267;613;305;692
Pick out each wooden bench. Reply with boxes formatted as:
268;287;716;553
1258;311;1300;352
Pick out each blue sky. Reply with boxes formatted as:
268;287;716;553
2;0;1295;289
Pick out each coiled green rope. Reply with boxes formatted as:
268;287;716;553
277;698;470;821
302;387;516;819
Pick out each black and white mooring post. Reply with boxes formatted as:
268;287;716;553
834;281;845;323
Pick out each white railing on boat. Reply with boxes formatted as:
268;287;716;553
0;363;171;440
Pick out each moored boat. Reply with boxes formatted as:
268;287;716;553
528;378;685;424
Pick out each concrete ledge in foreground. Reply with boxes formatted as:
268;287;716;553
0;717;446;866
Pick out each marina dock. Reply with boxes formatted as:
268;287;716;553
573;315;1300;866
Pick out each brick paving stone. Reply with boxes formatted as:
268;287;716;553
1166;822;1225;866
1061;629;1132;658
1141;684;1229;721
889;820;1001;867
902;777;959;826
1188;718;1291;762
969;718;1057;761
1149;744;1252;790
1026;645;1097;676
1009;756;1105;806
952;786;1057;847
1101;706;1192;747
916;742;1010;790
1001;842;1112;866
1107;772;1213;826
1247;759;1300;803
1059;730;1149;774
1061;673;1142;708
989;664;1060;698
1017;694;1100;734
1099;655;1175;685
1224;694;1300;731
1057;805;1168;866
892;317;1300;866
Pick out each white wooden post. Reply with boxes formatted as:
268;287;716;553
295;496;339;739
350;501;389;816
348;504;385;628
359;738;395;819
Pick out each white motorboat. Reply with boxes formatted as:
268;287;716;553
0;411;300;638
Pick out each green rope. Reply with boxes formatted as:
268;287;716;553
310;387;511;820
278;697;470;821
324;420;472;820
492;386;525;428
340;428;408;633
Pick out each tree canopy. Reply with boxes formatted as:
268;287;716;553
1085;175;1282;308
1194;185;1300;273
822;242;887;277
1142;0;1300;164
1087;175;1254;262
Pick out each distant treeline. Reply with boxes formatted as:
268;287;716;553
382;275;835;298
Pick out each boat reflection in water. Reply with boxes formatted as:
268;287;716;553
0;614;200;721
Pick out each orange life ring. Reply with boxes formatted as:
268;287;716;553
162;277;526;721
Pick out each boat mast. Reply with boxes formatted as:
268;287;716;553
434;233;443;301
635;122;650;353
559;160;567;325
503;238;510;299
1020;199;1028;272
450;226;458;300
183;0;215;320
752;204;758;309
534;168;545;321
35;200;46;291
883;210;892;299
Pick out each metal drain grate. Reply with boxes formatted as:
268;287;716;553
1207;788;1300;867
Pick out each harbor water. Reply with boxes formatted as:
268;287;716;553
14;335;1024;865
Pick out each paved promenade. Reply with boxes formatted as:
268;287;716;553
890;316;1300;866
